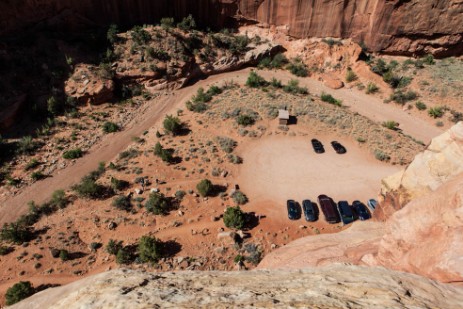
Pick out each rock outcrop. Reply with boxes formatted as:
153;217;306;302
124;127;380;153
1;1;462;56
11;266;463;309
381;122;463;211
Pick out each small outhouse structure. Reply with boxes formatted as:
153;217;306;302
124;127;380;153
278;109;289;125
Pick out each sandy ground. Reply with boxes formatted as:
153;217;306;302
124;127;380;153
239;134;401;207
0;68;442;226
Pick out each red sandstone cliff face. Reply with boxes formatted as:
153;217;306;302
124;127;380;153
1;1;462;56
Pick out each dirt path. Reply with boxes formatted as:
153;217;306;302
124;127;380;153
0;68;442;225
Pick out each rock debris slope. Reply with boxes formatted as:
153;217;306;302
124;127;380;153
11;266;463;309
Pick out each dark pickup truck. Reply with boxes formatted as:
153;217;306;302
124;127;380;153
317;194;340;224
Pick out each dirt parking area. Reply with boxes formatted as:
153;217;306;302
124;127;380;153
239;135;401;213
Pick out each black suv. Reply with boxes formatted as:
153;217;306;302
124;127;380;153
352;200;371;221
311;139;325;153
331;141;346;154
302;200;317;222
337;201;354;225
287;200;301;220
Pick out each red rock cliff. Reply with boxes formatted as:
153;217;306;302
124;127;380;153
1;0;462;56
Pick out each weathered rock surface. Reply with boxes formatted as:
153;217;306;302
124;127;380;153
11;266;463;309
381;122;463;210
1;1;462;56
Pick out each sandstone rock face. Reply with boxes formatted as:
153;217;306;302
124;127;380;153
377;174;463;283
382;122;463;207
65;64;115;105
11;266;463;309
1;1;462;56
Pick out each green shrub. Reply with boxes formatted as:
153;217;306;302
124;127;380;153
287;58;308;77
153;142;174;163
270;78;282;88
31;171;45;181
283;79;308;95
258;53;288;69
17;136;36;155
227;154;243;164
145;192;170;215
175;190;186;200
63;148;83;159
428;106;444;118
389;90;417;104
177;14;196;31
196;179;213;197
102;121;119;133
25;159;40;171
110;177;130;191
320;92;342;106
116;247;132;264
107;24;119;44
51;190;69;209
5;281;34;305
246;71;268;88
216;136;236;153
366;82;379;94
106;239;123;255
322;38;343;47
382;120;399;130
345;69;358;83
223;206;245;230
112;195;132;211
0;245;13;255
234;254;244;264
72;177;107;199
119;149;140;160
236;114;255;126
192;87;212;104
423;54;435;65
59;249;69;261
0;223;32;244
374;149;390;162
138;235;162;263
163;115;182;136
231;191;248;205
131;25;151;44
415;101;427;111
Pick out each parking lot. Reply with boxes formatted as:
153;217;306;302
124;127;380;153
239;135;401;212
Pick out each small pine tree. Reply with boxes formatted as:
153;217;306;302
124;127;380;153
5;281;34;305
196;179;213;197
138;236;162;263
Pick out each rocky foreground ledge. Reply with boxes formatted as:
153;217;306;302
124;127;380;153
12;265;463;309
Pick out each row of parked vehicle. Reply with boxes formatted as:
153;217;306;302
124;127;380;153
311;139;346;154
287;195;378;224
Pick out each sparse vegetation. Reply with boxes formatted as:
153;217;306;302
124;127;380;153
246;71;268;88
283;79;308;95
258;53;288;69
236;114;256;126
382;120;400;131
428;106;444;118
216;136;236;153
366;82;379;94
389;90;417;104
287;57;308;77
5;281;35;305
320;92;342;106
374;149;390;162
223;206;245;230
415;101;427;111
63;148;83;159
102;121;120;133
345;68;358;83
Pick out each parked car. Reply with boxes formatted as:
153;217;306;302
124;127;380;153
287;200;301;220
317;195;339;224
331;141;346;154
311;139;325;154
337;200;354;225
302;200;317;222
367;199;378;212
353;200;371;220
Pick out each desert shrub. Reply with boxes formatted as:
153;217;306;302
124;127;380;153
258;53;288;69
382;120;400;130
397;76;412;88
72;177;107;199
0;223;33;244
345;69;358;83
47;96;61;115
234;254;244;264
175;190;186;200
270;78;282;88
131;25;151;44
382;71;401;88
153;142;174;163
287;58;308;77
89;242;101;252
138;236;162;263
370;59;388;75
236;114;255;126
63;148;83;159
320;92;342;106
116;247;132;264
107;24;119;44
112;195;132;211
146;47;170;61
415;101;427;111
5;281;34;305
51;190;69;209
366;82;379;94
428;106;444;118
17;136;36;155
196;179;213;197
223;206;245;230
227;154;243;164
31;171;45;181
423;54;435;65
145;192;170;215
216;136;236;153
246;71;268;88
283;79;308;95
177;14;196;31
110;177;130;191
0;245;13;255
25;159;40;171
231;191;248;205
106;239;123;255
163;115;182;136
450;110;463;123
59;249;69;261
389;90;417;104
374;149;390;162
321;38;343;47
436;121;444;127
102;121;119;133
192;87;212;103
119;149;140;160
244;243;262;265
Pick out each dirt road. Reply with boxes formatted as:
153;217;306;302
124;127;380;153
0;68;442;225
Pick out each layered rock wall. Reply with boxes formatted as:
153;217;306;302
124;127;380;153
1;0;463;56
